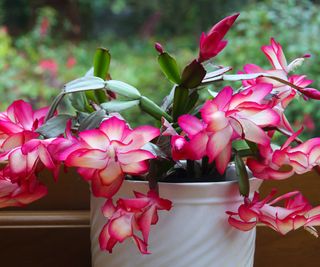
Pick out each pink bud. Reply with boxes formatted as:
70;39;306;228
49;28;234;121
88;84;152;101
155;42;164;54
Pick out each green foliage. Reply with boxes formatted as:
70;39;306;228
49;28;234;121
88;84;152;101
1;1;320;138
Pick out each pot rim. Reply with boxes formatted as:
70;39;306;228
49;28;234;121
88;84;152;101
124;177;260;188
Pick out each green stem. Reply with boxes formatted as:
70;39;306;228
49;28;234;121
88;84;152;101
140;96;172;122
44;92;65;122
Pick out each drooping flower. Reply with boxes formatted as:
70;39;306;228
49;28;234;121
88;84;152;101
0;138;61;181
247;129;320;180
198;13;239;62
64;117;160;198
99;190;172;254
227;190;320;236
0;171;47;208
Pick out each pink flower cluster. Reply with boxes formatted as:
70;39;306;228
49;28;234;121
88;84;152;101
0;100;53;207
1;12;320;255
0;105;163;252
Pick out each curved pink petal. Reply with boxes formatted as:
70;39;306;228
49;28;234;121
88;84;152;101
79;129;110;150
99;223;114;252
206;111;229;132
138;205;156;242
245;109;280;127
207;125;232;162
230;84;273;108
7;100;34;129
66;149;107;169
117;150;155;164
0;121;22;134
228;216;256;231
213;86;233;110
118;198;150;212
99;117;127;141
8;149;27;174
200;100;219;123
33;106;50;122
178;115;205;137
275;217;293;235
261;38;288;72
132;235;150;254
215;142;231;174
121;161;149;175
121;126;160;152
99;160;123;185
109;214;133;242
102;199;116;218
92;175;123;198
238;118;270;146
2;132;36;151
188;131;209;160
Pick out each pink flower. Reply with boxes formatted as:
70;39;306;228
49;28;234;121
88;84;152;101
40;17;49;37
174;84;279;174
242;38;320;102
99;190;172;254
39;59;58;76
302;114;315;131
227;190;320;236
66;57;76;68
0;138;60;181
64;117;160;198
247;129;320;180
0;100;49;152
198;13;239;62
0;171;47;208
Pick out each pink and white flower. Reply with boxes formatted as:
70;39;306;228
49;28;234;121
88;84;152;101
227;190;320;236
0;100;49;152
242;38;320;102
99;190;172;254
0;171;47;208
247;129;320;180
173;84;279;174
64;117;160;198
0;138;61;181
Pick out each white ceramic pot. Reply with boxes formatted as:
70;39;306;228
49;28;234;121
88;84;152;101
91;178;262;267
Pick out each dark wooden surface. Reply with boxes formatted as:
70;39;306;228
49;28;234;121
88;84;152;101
0;170;319;266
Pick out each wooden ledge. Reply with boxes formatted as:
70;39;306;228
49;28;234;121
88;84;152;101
0;210;90;228
0;210;276;229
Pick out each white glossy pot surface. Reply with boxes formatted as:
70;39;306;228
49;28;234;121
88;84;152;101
91;178;262;267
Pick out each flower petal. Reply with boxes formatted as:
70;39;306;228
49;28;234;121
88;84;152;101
117;150;155;164
207;125;232;162
79;129;110;150
66;149;107;169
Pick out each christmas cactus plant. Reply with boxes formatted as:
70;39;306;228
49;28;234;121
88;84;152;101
1;13;320;253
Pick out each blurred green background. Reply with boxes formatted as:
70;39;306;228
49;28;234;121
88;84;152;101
0;0;320;139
